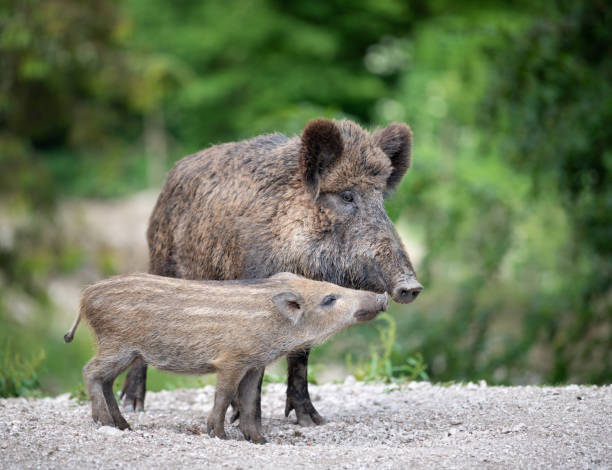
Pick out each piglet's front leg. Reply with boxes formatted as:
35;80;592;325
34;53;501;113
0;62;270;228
236;367;266;444
207;369;243;440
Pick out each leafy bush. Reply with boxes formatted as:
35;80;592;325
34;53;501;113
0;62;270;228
0;343;44;397
347;313;429;383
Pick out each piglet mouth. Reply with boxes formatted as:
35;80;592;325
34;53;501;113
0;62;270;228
353;309;383;322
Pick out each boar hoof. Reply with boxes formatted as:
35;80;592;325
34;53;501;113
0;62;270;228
285;398;325;426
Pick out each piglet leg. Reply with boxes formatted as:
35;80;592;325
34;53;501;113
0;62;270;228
207;369;243;439
120;359;147;411
236;367;266;444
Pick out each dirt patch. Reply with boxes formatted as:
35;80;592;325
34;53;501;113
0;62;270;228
1;381;610;469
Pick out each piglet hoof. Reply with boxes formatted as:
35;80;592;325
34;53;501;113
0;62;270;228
120;368;146;412
240;424;267;445
120;388;145;412
285;397;325;427
92;410;114;427
114;416;131;431
229;404;240;424
249;435;267;445
206;423;227;440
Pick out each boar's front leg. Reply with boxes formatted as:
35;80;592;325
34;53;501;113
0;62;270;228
286;349;324;426
207;368;245;440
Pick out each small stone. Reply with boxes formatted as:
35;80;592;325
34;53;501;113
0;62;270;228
97;426;124;437
344;375;356;385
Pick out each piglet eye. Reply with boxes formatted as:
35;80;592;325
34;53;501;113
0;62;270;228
341;191;354;203
322;295;337;307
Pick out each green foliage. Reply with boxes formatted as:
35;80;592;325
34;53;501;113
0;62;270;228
124;0;422;146
0;0;609;394
69;382;88;404
0;343;44;397
381;3;610;385
347;313;429;383
483;0;612;382
262;373;286;385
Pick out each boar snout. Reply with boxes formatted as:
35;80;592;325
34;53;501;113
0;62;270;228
391;275;423;304
354;292;388;322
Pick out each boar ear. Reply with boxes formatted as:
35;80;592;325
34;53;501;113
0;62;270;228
271;291;304;325
372;123;412;191
299;118;344;198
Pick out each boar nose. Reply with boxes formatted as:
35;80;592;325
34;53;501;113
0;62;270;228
376;293;388;312
391;278;423;304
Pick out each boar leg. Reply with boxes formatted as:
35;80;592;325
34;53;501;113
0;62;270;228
236;367;266;444
286;349;324;426
120;359;147;411
207;369;245;440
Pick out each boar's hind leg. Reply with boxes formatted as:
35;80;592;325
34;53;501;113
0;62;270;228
286;349;324;426
236;367;266;444
120;358;147;412
207;369;246;440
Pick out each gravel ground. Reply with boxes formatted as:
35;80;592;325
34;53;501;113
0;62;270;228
1;380;610;469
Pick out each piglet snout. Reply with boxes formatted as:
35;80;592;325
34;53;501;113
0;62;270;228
376;293;388;312
354;292;388;322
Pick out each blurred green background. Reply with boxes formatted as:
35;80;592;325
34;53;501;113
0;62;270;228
1;0;610;397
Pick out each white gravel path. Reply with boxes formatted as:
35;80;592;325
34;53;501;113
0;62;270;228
1;380;610;469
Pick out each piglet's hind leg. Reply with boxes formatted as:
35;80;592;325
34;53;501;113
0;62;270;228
83;358;114;427
84;352;134;430
103;381;130;430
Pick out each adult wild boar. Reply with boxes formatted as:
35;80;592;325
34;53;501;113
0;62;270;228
122;118;423;426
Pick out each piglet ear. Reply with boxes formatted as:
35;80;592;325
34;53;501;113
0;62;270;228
299;118;344;198
372;123;412;191
271;291;304;325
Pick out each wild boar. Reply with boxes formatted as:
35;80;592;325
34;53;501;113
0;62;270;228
124;118;422;426
64;273;388;444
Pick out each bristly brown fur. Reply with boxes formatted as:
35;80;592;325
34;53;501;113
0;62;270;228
126;117;420;425
73;273;386;443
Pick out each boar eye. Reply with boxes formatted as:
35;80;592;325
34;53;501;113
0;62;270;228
321;294;337;307
341;191;354;203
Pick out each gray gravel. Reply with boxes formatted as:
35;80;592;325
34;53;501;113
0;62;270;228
1;380;610;469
